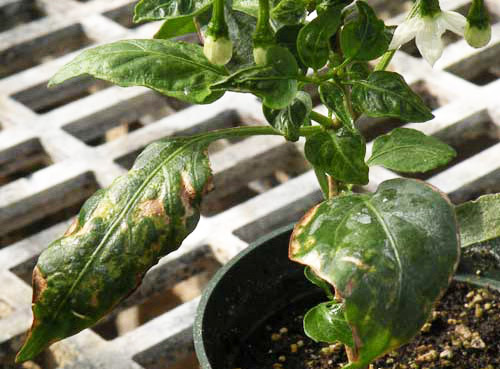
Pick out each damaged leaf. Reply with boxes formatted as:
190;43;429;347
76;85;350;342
16;138;213;362
290;178;459;368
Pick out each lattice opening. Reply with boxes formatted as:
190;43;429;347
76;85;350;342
134;350;199;369
0;23;93;78
448;52;500;86
0;0;45;32
202;146;311;217
0;172;100;248
103;2;141;29
62;95;191;147
0;138;52;187
12;78;111;114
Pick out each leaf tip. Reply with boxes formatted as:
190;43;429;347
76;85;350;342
15;328;49;363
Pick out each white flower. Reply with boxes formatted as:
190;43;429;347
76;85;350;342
389;10;467;66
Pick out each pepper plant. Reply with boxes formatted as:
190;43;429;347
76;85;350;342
15;0;499;368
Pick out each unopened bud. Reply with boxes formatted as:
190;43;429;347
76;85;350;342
204;35;233;65
253;46;268;65
465;0;491;48
465;23;491;48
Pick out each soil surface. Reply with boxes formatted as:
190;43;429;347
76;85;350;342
234;282;499;369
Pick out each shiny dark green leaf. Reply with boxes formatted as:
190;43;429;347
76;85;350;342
263;91;312;141
49;40;227;104
290;178;459;368
297;4;343;69
455;238;500;292
367;128;456;173
305;128;369;185
211;46;298;109
276;24;308;72
340;1;388;61
304;266;334;299
16;138;214;362
351;71;434;122
154;16;197;39
304;302;354;346
456;194;500;248
346;61;371;81
134;0;211;22
319;82;354;130
271;0;307;25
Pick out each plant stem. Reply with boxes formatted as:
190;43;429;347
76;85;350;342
374;50;395;71
254;0;274;46
208;0;228;37
309;111;336;129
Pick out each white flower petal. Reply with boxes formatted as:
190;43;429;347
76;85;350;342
416;17;445;66
389;17;422;49
441;11;467;36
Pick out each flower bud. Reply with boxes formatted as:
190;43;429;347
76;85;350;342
465;22;491;48
253;46;268;65
465;0;491;48
203;35;233;65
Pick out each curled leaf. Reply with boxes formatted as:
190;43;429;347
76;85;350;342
290;178;459;367
16;139;214;362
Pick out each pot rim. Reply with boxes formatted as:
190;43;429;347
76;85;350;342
193;223;296;368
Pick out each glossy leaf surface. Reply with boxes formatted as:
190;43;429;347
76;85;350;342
154;16;197;39
456;194;500;248
49;40;227;104
305;128;369;185
16;139;214;362
271;0;307;25
290;178;459;368
263;91;312;141
319;82;355;130
304;302;354;346
211;46;298;109
297;4;342;69
133;0;211;22
367;128;456;173
340;1;388;61
351;71;434;122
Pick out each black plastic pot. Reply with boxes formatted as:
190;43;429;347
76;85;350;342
194;224;322;369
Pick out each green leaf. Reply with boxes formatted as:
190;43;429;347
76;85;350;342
154;16;197;39
271;0;307;25
304;266;334;299
263;91;312;141
319;82;355;130
290;178;459;368
456;194;500;248
367;128;456;173
232;0;259;17
313;167;331;200
297;4;343;69
16;138;214;363
211;46;298;109
340;1;388;61
304;128;369;185
346;61;371;81
304;302;354;346
276;24;308;72
351;71;434;122
49;40;227;104
455;238;500;292
133;0;211;22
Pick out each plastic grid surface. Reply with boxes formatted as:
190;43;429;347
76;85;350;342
0;0;499;368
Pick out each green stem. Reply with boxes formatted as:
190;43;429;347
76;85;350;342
208;0;228;37
374;50;395;71
179;125;323;144
309;111;337;129
254;0;274;46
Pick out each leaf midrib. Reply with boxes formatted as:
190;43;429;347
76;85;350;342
52;138;204;320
